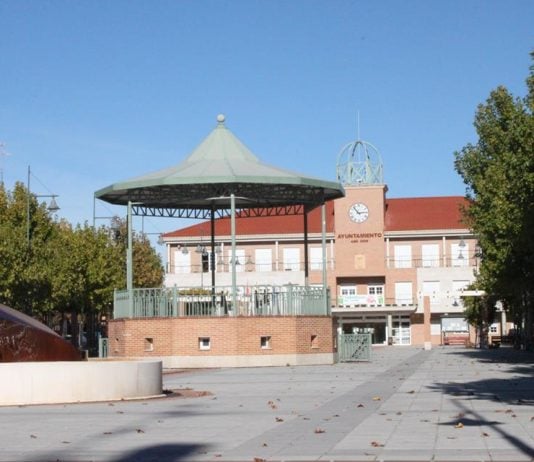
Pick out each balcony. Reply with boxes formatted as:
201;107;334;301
332;297;417;313
386;254;478;269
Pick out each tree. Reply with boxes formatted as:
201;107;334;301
0;182;59;316
0;182;164;352
454;52;534;349
108;217;164;288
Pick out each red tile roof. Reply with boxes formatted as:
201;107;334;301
163;196;470;238
384;196;470;231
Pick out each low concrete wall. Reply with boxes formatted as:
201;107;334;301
150;352;335;369
0;360;162;406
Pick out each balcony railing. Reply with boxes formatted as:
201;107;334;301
386;255;478;269
113;284;330;319
166;259;335;274
166;255;477;274
332;297;417;310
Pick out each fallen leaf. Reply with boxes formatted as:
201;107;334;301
455;422;464;429
396;411;402;415
408;390;415;394
30;435;37;439
62;441;71;444
482;432;489;437
372;396;381;401
267;400;278;410
116;411;124;414
275;417;284;422
103;432;113;435
357;403;365;408
261;443;268;447
371;441;384;447
136;429;145;433
314;428;326;434
254;458;266;462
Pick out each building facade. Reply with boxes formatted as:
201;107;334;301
162;183;478;347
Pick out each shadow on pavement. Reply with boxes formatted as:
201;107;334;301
430;347;534;458
432;347;534;404
112;443;206;462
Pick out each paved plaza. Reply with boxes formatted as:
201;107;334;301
1;346;533;462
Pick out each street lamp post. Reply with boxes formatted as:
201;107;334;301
26;165;60;246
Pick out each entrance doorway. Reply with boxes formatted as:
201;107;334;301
343;321;386;345
391;317;411;345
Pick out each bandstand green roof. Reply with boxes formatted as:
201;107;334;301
95;115;344;217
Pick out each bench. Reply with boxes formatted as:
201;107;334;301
443;335;468;346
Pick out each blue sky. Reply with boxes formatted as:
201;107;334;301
1;0;533;245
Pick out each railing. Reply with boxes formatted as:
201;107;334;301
333;297;417;309
113;285;330;319
386;255;478;269
166;259;336;274
167;255;477;274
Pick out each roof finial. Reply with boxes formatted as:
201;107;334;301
217;114;226;125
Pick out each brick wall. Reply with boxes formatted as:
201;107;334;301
108;316;335;359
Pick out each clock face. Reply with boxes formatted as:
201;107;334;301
349;203;369;223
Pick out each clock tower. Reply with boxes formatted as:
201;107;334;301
334;140;386;277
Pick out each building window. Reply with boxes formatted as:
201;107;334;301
255;249;272;272
174;249;191;274
199;337;211;350
311;335;319;348
395;282;413;305
368;285;384;305
144;338;154;352
283;248;300;271
422;280;440;306
422;244;440;267
310;247;323;270
394;245;412;268
339;285;357;305
260;336;271;349
489;324;498;333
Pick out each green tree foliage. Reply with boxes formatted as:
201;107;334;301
0;182;164;324
107;217;164;288
455;52;534;348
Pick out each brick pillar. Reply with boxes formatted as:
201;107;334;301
423;295;432;350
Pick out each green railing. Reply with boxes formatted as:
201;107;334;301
113;285;330;319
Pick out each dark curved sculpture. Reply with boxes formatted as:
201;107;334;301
0;304;81;362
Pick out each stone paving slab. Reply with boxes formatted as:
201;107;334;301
0;346;533;461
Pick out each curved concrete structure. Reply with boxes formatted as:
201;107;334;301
0;360;162;406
